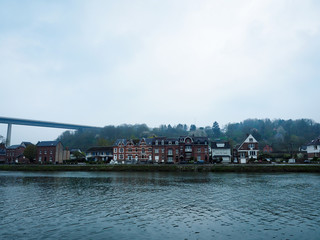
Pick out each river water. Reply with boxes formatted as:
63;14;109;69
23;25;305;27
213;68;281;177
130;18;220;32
0;171;319;240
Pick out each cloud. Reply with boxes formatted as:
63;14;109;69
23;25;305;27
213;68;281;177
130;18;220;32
1;0;320;143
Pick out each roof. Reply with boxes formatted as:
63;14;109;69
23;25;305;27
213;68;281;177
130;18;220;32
211;141;231;149
86;146;113;152
36;141;60;147
21;142;33;147
307;137;320;146
7;145;22;150
113;139;127;146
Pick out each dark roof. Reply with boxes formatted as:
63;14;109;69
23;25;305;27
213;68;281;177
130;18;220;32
37;141;60;147
113;139;127;146
21;142;33;147
7;145;22;150
307;137;320;146
211;142;231;149
86;146;113;152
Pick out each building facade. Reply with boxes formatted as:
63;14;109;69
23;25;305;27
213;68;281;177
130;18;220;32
236;134;259;164
211;141;231;163
113;136;210;164
113;138;153;164
306;136;320;160
36;141;69;164
5;142;30;164
86;147;113;162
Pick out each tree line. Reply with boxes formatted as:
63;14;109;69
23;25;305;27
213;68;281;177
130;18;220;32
56;118;320;152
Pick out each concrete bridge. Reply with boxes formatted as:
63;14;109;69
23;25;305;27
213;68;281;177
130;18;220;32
0;116;102;147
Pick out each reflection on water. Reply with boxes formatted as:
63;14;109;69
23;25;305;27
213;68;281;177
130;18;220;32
0;171;320;240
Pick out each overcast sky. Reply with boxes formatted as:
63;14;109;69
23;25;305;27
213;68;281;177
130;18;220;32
1;0;320;145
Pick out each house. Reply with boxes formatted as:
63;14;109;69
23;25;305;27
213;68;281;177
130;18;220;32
211;141;231;163
306;136;320;160
237;134;259;164
263;145;273;153
6;142;29;164
36;141;69;164
113;138;153;164
113;136;210;164
152;137;180;164
0;143;6;163
86;147;113;162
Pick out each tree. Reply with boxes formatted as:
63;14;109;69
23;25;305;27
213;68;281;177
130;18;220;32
190;124;196;131
212;121;221;138
24;145;37;163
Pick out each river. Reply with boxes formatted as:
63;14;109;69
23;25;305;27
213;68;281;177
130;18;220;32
0;171;319;240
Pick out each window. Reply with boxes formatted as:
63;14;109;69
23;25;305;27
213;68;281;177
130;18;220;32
197;155;201;161
197;148;201;153
50;151;53;155
169;141;172;145
175;141;179;145
161;140;164;145
120;148;124;153
249;138;253;142
49;156;53;162
168;149;173;155
175;149;179;155
114;148;117;153
155;148;159;154
142;148;145;154
168;156;173;162
128;148;132;152
39;150;42;154
119;154;124;159
249;144;254;148
39;156;42;162
148;148;152;152
161;148;165;153
44;151;47;154
155;140;158;145
249;151;256;156
155;156;159;162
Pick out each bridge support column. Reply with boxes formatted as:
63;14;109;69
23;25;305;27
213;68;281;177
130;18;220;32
6;123;12;147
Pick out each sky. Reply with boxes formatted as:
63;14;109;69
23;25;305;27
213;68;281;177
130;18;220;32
1;0;320;145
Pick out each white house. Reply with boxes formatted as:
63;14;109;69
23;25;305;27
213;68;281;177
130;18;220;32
237;134;259;164
306;136;320;160
211;141;231;163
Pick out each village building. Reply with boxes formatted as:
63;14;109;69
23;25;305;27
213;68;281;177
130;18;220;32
263;144;273;153
211;141;232;163
113;138;153;164
0;143;7;163
36;141;69;164
5;142;31;164
236;134;259;164
86;146;113;162
306;136;320;160
152;137;180;163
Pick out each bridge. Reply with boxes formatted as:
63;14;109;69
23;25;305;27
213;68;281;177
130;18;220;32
0;116;102;147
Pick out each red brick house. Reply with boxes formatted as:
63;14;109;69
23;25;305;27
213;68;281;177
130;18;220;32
0;143;6;163
113;138;153;163
5;142;31;164
152;137;180;163
113;136;210;164
237;134;259;164
263;145;273;153
36;141;69;164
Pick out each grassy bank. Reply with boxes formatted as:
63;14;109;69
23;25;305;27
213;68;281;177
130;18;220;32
1;164;320;172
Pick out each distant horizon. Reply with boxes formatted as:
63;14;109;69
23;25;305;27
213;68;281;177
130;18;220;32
1;116;319;145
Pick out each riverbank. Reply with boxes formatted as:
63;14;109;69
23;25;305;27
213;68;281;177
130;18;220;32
1;164;320;172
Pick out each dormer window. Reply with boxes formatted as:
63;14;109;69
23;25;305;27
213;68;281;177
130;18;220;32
161;140;164;145
249;138;253;142
169;141;172;145
155;140;158;145
175;141;179;145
